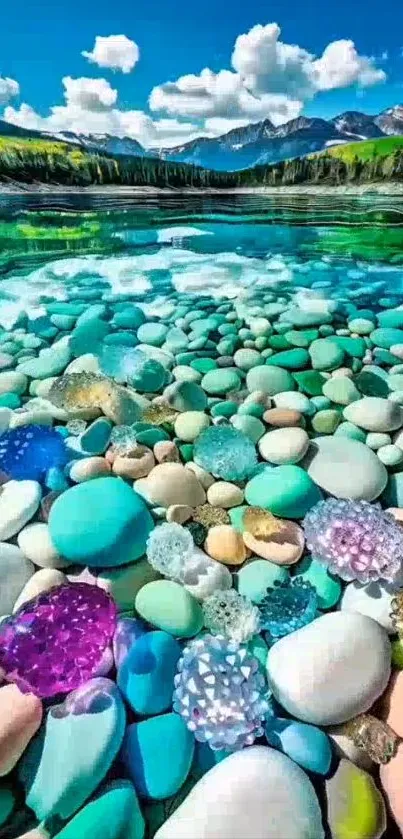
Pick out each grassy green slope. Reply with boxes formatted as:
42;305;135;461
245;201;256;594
318;136;403;163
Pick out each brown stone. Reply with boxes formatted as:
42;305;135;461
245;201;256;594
263;408;302;427
112;446;155;479
204;524;251;566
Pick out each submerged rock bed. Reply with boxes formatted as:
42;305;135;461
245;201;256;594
1;275;403;838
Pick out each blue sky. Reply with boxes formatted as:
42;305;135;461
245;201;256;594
0;0;402;146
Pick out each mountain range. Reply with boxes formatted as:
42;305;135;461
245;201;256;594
0;105;402;172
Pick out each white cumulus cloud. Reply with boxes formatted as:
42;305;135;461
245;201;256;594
0;76;19;106
82;34;139;74
312;40;386;91
62;76;118;111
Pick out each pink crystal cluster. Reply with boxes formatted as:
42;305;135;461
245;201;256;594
304;498;403;585
0;583;116;698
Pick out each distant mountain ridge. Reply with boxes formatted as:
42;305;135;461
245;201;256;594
0;105;402;172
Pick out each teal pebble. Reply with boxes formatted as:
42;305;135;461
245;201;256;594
265;718;332;775
122;714;194;800
70;319;110;357
370;327;403;349
53;781;145;839
49;477;154;567
245;465;322;518
265;349;309;370
137;323;168;347
237;560;289;604
231;414;265;442
135;580;203;638
201;369;241;395
117;631;181;716
80;418;113;455
246;365;295;395
334;422;367;442
309;339;344;372
0;393;21;409
293;556;341;609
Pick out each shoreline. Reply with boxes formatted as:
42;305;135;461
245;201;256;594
0;182;402;196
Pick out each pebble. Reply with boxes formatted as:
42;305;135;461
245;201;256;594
0;543;35;614
294;556;341;609
309;338;345;371
258;427;309;464
135;580;203;637
206;481;244;508
166;504;193;523
263;407;302;427
322;376;360;405
155;746;324;839
19;678;126;821
112;447;155;480
204;524;250;565
344;396;403;432
246;365;295;395
174;411;210;442
12;568;67;612
265;717;332;775
201;369;240;395
267;612;391;725
245;465;322;518
136;463;206;507
242;509;304;565
0;371;27;395
0;684;43;776
96;558;160;611
49;477;154;567
52;780;145;839
340;581;395;632
70;456;112;482
237;560;289;603
327;759;386;839
273;391;312;413
123;713;194;801
153;440;180;463
0;480;42;540
117;631;181;715
306;437;388;501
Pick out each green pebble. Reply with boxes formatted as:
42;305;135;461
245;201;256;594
294;556;341;609
269;335;291;350
105;332;138;347
255;336;268;351
174;411;210;442
329;336;366;358
237;401;265;418
136;428;170;447
284;329;319;348
246;365;295;395
0;785;14;826
293;370;327;396
334;422;367;442
378;310;403;329
309;339;345;371
310;396;331;411
228;505;249;532
237;560;289;604
190;358;217;374
70;319;110;357
172;365;201;383
0;392;21;408
210;400;238;418
201;369;241;395
370;327;403;350
178;443;194;462
354;369;389;398
312;409;340;434
388;374;403;392
50;314;76;330
265;348;309;370
231;414;265;443
135;581;203;637
137;323;168;347
322;377;360;405
53;781;144;839
347;318;375;335
245;464;322;519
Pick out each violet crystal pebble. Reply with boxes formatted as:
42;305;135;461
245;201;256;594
0;583;116;698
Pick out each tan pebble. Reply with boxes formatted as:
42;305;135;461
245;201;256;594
167;504;194;524
380;742;403;832
185;461;215;490
0;684;43;775
204;524;251;566
154;440;180;463
207;481;244;509
13;569;67;612
112;446;155;479
385;507;403;524
242;507;304;565
377;670;403;738
136;462;206;507
105;447;116;465
263;408;302;427
70;456;111;482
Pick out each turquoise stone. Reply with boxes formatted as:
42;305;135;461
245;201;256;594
0;784;14;826
19;678;126;821
245;465;322;518
122;713;194;800
293;556;341;609
80;418;113;455
49;477;154;567
70;319;110;357
265;717;332;775
237;560;289;604
117;630;181;715
53;780;145;839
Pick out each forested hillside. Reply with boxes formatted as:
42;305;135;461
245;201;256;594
0;135;402;189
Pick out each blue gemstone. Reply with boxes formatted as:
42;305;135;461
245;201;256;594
0;425;69;481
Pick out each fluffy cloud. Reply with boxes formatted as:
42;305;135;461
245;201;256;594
62;77;118;111
82;34;139;74
0;76;19;106
150;23;386;130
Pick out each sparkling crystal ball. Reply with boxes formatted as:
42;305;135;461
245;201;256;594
146;522;194;580
202;589;261;643
173;634;270;751
194;425;258;482
259;579;318;642
303;498;403;585
0;425;68;481
0;583;117;698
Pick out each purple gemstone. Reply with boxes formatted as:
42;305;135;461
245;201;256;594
0;583;117;698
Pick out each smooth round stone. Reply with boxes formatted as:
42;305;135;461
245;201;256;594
0;684;43;776
258;427;309;465
344;397;403;432
136;323;168;346
348;318;375;335
355;368;389;398
245;465;322;519
311;409;340;434
122;713;194;800
243;512;304;566
97;558;160;611
377;443;403;466
154;746;324;839
172;365;201;383
327;759;386;839
135;581;203;638
174;411;210;442
334;421;366;441
231;414;265;443
164;381;207;412
246;366;295;396
263;408;302;427
370;327;403;349
49;478;154;567
71;456;112;482
136;463;205;507
366;432;391;450
12;568;67;613
0;480;41;540
322;377;360;405
207;481;244;508
340;581;395;632
201;369;241;395
17;522;68;569
0;371;27;395
380;744;403;834
204;524;250;565
233;349;261;370
309;339;345;371
294;556;341;609
294;370;326;396
80;419;112;455
53;780;145;839
18;337;72;378
237;560;289;604
273;391;312;414
265;349;309;370
117;631;181;715
265;717;332;775
305;437;387;501
267;612;391;725
0;543;35;614
19;678;126;822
